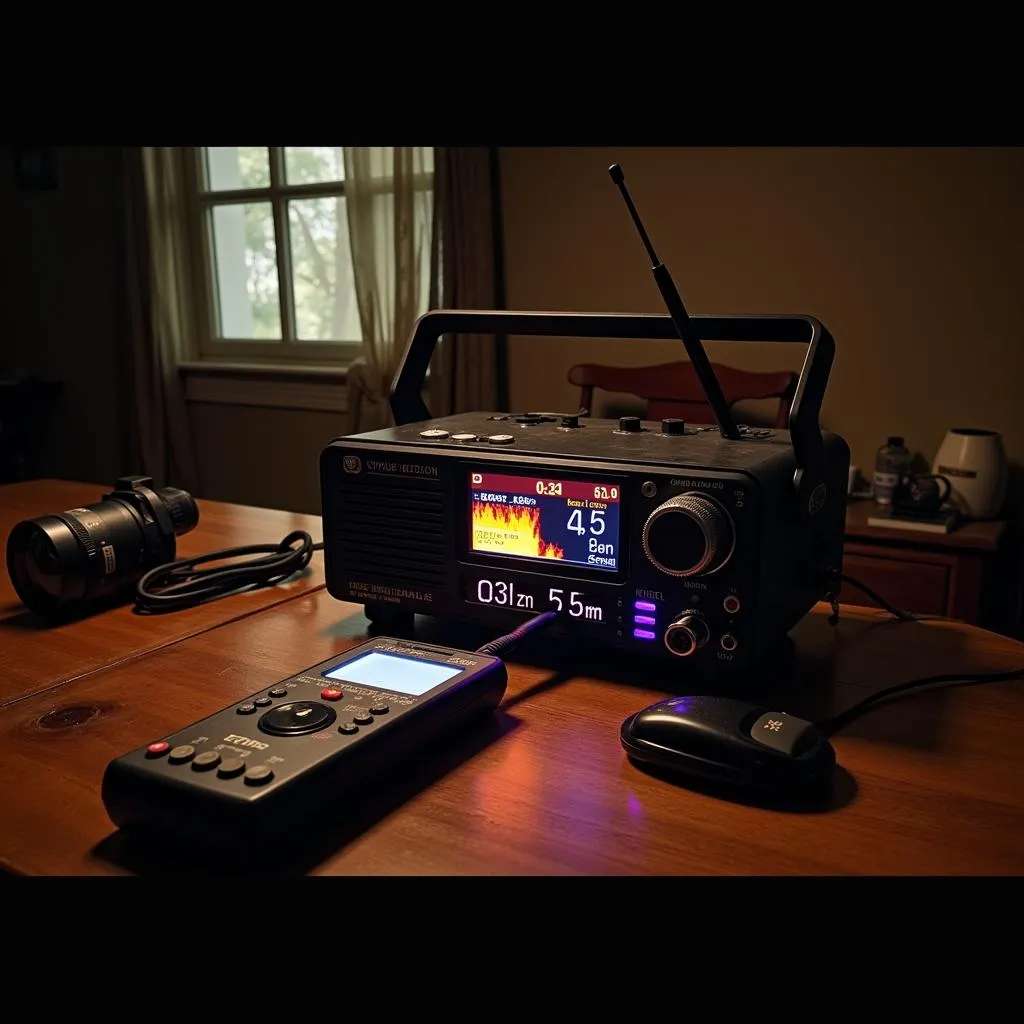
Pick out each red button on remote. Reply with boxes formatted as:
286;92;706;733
321;687;344;701
146;741;171;757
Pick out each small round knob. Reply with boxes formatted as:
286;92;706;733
664;611;710;658
642;492;734;577
618;416;642;433
661;418;686;435
561;413;582;428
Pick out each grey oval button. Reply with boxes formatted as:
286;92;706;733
244;765;274;786
419;428;449;439
451;433;478;442
217;757;247;779
191;750;221;771
487;434;515;445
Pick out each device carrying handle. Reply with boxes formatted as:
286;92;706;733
390;310;834;481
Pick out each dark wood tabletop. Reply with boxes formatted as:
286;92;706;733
2;587;1022;876
1;480;326;707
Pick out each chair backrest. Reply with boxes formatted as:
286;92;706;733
567;361;798;429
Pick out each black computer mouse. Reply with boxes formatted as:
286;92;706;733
620;694;836;799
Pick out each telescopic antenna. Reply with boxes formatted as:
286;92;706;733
608;163;741;440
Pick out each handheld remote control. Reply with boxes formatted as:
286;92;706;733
101;636;508;856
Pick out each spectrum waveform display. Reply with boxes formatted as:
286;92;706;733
469;470;621;571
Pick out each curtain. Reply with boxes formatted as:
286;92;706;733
120;147;201;493
430;147;505;417
343;147;434;433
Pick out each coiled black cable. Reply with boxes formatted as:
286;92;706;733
135;530;324;614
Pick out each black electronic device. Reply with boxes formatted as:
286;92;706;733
319;166;850;678
620;694;837;797
101;635;508;855
6;475;198;619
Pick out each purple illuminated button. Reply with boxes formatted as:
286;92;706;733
634;600;657;612
633;615;656;626
633;628;657;640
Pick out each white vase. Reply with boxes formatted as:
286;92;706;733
932;428;1008;520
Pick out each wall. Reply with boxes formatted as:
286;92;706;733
188;401;344;513
499;146;1024;629
2;146;127;487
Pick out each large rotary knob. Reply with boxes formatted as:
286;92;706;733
642;492;734;577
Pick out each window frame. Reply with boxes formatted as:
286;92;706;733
181;147;434;367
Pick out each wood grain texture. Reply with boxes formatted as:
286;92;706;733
1;480;326;705
1;592;1022;876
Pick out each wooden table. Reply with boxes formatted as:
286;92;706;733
1;480;326;707
2;589;1022;875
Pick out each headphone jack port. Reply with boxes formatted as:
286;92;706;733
720;633;738;652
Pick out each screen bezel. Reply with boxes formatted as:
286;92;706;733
457;463;631;584
322;648;467;697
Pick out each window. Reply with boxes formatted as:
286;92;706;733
184;146;434;366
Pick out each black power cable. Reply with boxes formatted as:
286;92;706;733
818;568;1024;735
135;530;323;613
826;572;917;624
476;610;558;656
819;666;1024;737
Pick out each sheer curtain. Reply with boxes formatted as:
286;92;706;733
343;148;434;433
120;147;201;493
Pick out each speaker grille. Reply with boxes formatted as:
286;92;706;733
333;471;446;588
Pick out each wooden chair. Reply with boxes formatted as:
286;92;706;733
567;361;799;429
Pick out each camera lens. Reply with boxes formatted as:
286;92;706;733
6;480;199;619
25;530;63;599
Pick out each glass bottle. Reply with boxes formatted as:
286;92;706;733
873;436;911;505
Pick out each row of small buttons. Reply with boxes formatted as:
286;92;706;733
338;701;388;735
419;428;514;445
145;742;273;785
236;685;290;715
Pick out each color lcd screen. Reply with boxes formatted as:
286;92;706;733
324;651;462;696
469;470;621;572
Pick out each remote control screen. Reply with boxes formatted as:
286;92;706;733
324;650;463;696
468;470;621;572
